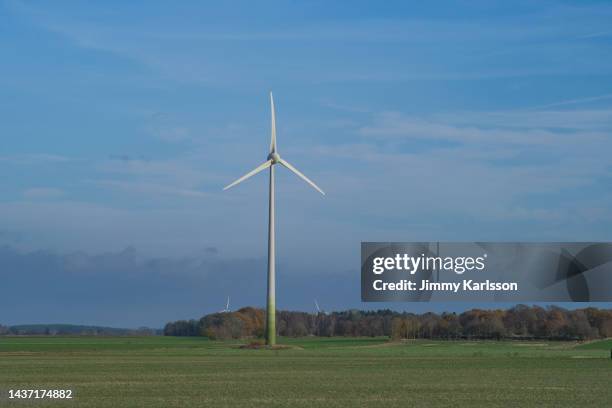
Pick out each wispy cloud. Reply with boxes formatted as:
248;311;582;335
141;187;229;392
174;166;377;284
22;187;64;199
93;179;209;198
526;94;612;110
359;112;607;146
10;1;612;84
576;30;612;39
0;153;75;165
434;109;612;131
98;156;210;182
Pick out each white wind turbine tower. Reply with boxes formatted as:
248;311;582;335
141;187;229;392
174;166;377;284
224;92;325;346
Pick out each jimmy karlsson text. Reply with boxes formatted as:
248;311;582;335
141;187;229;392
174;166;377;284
372;279;519;292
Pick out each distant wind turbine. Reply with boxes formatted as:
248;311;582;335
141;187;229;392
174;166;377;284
314;299;327;315
224;92;325;345
219;296;230;313
314;299;322;314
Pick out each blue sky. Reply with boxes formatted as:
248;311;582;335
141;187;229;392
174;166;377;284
1;1;612;326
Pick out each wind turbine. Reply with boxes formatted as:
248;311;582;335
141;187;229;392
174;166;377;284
224;92;325;345
314;299;322;314
219;296;230;313
314;299;327;315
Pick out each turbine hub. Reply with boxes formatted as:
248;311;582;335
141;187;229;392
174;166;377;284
268;152;281;164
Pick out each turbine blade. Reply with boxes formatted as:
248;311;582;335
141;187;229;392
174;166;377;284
223;160;272;191
279;158;325;195
270;92;277;153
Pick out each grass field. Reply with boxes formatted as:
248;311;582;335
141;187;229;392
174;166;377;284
1;336;611;407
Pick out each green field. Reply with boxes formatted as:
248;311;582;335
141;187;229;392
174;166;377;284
1;336;610;407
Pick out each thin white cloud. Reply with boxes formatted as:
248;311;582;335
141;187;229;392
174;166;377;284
22;187;64;199
93;179;209;199
577;31;612;39
358;112;607;146
527;94;612;110
10;1;612;84
0;153;75;165
434;109;612;131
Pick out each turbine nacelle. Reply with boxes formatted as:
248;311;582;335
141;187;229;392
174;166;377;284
268;152;281;164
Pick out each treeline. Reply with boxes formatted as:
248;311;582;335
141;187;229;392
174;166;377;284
0;324;159;336
164;305;612;341
164;307;265;339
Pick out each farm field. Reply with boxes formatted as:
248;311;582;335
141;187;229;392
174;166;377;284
0;336;611;407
